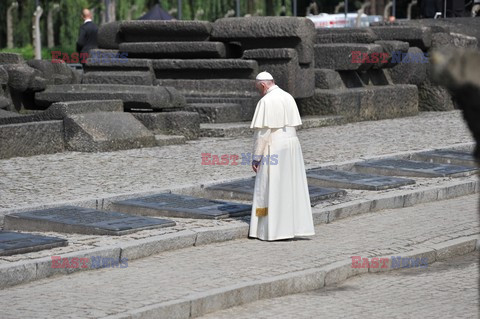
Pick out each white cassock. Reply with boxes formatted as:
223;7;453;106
249;85;315;241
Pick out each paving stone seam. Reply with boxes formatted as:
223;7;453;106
0;179;477;290
99;236;479;319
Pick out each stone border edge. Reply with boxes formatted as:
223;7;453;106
100;236;479;319
0;178;477;290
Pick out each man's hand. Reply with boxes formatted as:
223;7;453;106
252;160;260;173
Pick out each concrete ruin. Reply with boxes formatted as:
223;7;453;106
0;17;477;159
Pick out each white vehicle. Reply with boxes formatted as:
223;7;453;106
307;13;383;28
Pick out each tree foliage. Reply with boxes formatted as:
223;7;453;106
0;0;314;52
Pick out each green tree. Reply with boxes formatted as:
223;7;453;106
57;0;89;53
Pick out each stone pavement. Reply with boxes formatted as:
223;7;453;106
200;251;480;319
0;111;473;212
0;193;477;319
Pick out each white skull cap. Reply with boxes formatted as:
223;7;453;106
255;71;274;81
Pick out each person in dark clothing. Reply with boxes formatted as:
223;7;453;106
420;0;444;17
76;9;98;64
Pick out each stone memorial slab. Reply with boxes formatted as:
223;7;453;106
354;159;477;178
411;150;477;167
3;206;176;236
307;168;416;190
206;178;346;206
0;231;67;256
111;193;252;219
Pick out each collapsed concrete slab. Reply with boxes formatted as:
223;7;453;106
82;71;154;85
119;42;234;59
82;58;155;85
151;59;258;79
314;69;345;89
405;17;480;45
27;60;78;85
211;17;315;65
315;28;378;44
0;121;64;159
0;66;9;85
0;100;123;125
314;43;384;71
0;99;12;110
119;20;213;42
35;84;186;110
373;40;410;69
185;103;244;123
97;21;121;49
387;47;428;86
297;85;418;121
185;95;257;121
64;112;156;152
431;32;477;49
243;48;314;98
84;55;152;71
0;53;25;65
356;69;391;86
132;111;201;139
370;26;433;50
155;79;255;94
3;64;37;92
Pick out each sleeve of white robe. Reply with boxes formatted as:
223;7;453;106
253;128;271;162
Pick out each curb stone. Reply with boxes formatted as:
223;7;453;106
325;179;478;223
100;236;479;319
0;143;474;219
0;178;478;290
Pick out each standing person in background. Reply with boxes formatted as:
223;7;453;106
76;9;98;65
249;71;315;241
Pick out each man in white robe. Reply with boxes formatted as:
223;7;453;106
249;71;315;241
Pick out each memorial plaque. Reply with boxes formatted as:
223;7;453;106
0;231;67;256
411;150;478;167
307;168;416;190
206;178;346;206
3;206;176;236
111;193;252;219
354;159;478;178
